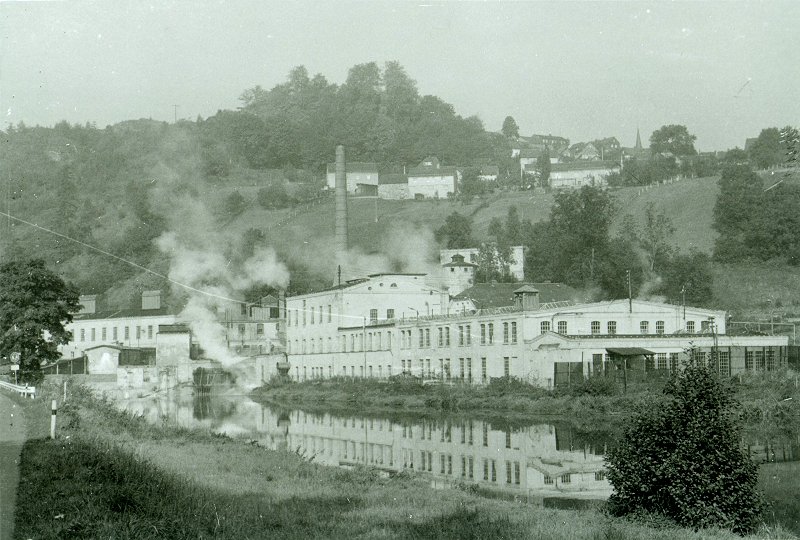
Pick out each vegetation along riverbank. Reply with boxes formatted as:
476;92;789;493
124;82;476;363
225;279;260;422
12;380;797;539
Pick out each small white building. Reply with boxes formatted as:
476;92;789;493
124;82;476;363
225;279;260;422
548;162;619;190
407;157;459;199
440;246;525;282
325;162;379;195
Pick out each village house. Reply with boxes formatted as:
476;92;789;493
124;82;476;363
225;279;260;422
407;157;459;199
325;162;379;195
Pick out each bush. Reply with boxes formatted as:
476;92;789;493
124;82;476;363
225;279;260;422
605;360;764;534
569;375;618;396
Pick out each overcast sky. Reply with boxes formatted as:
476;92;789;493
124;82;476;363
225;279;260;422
2;1;798;151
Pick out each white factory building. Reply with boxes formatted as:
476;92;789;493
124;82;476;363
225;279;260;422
285;278;789;387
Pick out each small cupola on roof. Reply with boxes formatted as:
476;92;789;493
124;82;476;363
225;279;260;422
514;285;540;311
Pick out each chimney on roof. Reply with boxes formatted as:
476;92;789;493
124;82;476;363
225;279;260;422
78;294;97;314
142;290;162;310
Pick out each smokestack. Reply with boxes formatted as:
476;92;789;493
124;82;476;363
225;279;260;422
335;145;348;282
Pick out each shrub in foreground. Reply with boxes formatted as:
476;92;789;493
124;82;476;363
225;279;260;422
605;361;764;534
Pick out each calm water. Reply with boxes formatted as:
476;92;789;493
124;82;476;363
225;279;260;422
115;388;800;526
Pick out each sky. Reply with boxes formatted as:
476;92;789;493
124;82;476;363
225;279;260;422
1;0;798;152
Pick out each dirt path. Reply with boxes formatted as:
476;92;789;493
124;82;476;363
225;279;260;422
0;391;29;540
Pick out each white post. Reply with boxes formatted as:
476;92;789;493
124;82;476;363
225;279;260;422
50;400;57;439
64;380;68;402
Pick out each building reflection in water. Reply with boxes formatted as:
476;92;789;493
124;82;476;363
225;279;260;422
117;391;799;505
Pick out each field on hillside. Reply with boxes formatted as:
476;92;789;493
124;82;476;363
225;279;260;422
610;177;720;254
712;262;800;319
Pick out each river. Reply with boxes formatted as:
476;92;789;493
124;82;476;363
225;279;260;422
115;388;800;532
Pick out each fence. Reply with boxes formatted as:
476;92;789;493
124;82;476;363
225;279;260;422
0;379;36;398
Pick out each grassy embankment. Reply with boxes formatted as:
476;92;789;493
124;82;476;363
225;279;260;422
14;380;796;540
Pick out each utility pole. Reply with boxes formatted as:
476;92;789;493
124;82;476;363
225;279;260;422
173;104;179;123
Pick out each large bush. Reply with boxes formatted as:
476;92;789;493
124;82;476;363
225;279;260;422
605;361;763;534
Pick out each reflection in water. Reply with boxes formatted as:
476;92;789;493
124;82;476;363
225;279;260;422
117;391;800;506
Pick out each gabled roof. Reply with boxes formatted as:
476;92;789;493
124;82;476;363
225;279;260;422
379;173;408;185
407;156;457;177
453;282;578;309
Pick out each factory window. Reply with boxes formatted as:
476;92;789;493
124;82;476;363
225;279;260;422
483;423;489;446
425;328;431;347
701;319;710;332
351;334;355;351
459;358;465;380
657;353;667;370
458;326;464;346
595;471;606;481
319;306;322;323
426;358;431;377
544;475;554;485
541;321;550;333
481;358;487;383
561;474;571;484
505;431;512;449
511;322;517;343
438;327;444;347
419;329;425;347
112;327;118;341
607;321;617;335
256;324;264;336
241;303;247;316
491;460;497;482
80;329;85;342
506;461;512;484
302;301;306;325
445;327;450;346
386;332;391;349
386;309;394;320
310;307;315;324
503;322;509;343
148;325;153;339
444;358;451;380
101;327;107;340
91;328;96;341
467;358;472;382
656;320;665;334
719;351;731;375
686;320;695;333
341;336;346;352
480;324;486;344
483;459;489;480
465;324;472;345
590;321;600;334
124;326;130;340
488;323;494;344
670;353;679;371
640;321;649;334
766;349;776;371
755;350;765;371
327;305;332;322
370;309;378;323
238;324;245;336
557;321;567;334
514;462;521;485
504;357;510;377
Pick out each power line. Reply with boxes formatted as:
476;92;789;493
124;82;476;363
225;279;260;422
0;209;241;304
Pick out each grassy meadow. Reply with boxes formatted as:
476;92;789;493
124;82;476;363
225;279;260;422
13;380;797;539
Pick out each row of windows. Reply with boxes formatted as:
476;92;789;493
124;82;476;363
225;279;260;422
288;304;398;327
288;330;394;355
402;452;521;486
78;325;152;342
400;356;513;381
296;364;395;380
399;322;518;349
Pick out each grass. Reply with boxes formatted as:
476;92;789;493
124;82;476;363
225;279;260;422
13;380;795;539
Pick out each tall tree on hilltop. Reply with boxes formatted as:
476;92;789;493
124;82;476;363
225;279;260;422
536;148;551;188
501;116;520;138
748;127;785;169
712;165;762;262
650;124;697;156
0;259;80;384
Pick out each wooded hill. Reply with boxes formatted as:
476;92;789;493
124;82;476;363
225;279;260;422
1;62;798;322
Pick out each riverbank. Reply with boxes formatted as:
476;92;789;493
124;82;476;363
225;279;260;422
251;371;800;431
14;381;793;539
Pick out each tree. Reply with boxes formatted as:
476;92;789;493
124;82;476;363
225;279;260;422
641;202;675;272
659;249;714;306
475;242;515;283
501;116;520;139
222;191;247;218
457;167;484;201
712;165;762;261
606;361;763;534
435;212;474;249
0;259;80;384
649;124;697;156
748;127;785;169
536;148;551;187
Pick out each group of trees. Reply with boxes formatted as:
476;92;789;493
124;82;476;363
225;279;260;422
713;164;800;265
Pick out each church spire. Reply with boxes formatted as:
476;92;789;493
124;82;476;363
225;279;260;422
635;128;643;150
